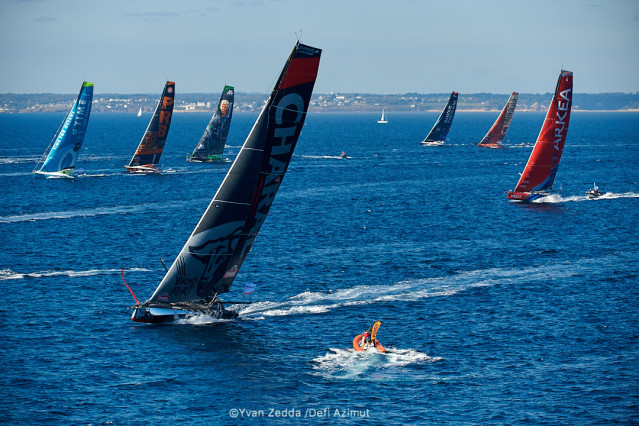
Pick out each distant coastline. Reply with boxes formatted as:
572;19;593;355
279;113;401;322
1;92;638;113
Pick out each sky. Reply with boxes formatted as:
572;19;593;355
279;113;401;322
1;0;638;95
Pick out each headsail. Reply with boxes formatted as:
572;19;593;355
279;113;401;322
189;85;235;162
146;42;321;305
34;81;94;176
125;81;175;172
421;92;458;145
478;92;518;148
509;70;572;198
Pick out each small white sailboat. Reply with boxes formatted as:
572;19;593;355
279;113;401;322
137;107;142;117
377;108;388;124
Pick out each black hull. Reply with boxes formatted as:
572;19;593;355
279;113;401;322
131;305;239;323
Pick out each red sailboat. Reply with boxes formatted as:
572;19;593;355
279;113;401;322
478;92;518;148
507;71;573;202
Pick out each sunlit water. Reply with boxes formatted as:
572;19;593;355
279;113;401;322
1;111;638;424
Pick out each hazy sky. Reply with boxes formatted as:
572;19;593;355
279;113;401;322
1;0;638;95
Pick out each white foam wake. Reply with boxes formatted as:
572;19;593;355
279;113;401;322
0;267;149;281
311;347;442;380
235;259;612;320
0;199;208;223
533;191;639;203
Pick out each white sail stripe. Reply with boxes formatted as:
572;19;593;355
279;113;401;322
272;104;309;114
178;250;233;256
209;198;252;206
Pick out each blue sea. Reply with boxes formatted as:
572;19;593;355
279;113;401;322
1;110;638;425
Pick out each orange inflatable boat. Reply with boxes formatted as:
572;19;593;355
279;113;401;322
352;334;386;352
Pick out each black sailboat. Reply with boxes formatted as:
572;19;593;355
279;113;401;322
127;42;322;323
420;92;458;146
187;85;235;162
125;81;175;173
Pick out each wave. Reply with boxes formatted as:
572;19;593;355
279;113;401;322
534;192;639;203
298;154;348;160
235;257;625;320
0;199;208;223
310;347;442;380
0;267;149;281
0;156;39;165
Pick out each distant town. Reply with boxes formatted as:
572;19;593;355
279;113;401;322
1;91;638;113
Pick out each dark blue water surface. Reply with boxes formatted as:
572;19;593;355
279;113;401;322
1;110;638;425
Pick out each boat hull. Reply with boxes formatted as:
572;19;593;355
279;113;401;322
33;170;74;179
187;155;224;163
131;305;239;323
420;140;445;146
478;143;503;149
507;191;550;202
352;334;386;353
124;165;160;173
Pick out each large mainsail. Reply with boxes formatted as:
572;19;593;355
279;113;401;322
421;92;458;145
34;81;94;176
509;70;572;198
126;81;175;171
478;92;518;148
146;42;321;305
189;85;235;162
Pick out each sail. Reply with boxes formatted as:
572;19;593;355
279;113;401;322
127;81;175;168
513;71;572;192
422;92;458;143
147;42;321;304
36;81;93;174
190;85;235;161
478;92;518;147
378;108;388;123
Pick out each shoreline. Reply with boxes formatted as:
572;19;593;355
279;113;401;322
2;109;638;114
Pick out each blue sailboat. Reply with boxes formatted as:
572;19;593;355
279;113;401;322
33;81;94;178
420;91;458;146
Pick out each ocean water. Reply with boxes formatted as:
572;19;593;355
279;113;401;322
0;110;638;425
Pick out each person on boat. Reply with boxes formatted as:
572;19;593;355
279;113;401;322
360;328;372;350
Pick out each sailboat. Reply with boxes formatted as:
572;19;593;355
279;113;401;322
124;81;175;173
420;92;458;146
377;108;388;124
508;70;573;202
137;107;142;117
33;81;94;179
187;85;235;162
127;42;322;323
478;92;518;148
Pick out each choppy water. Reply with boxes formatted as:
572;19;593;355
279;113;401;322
1;110;638;424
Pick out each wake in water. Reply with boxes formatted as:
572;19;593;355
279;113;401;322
533;192;639;203
235;256;625;320
298;154;349;160
0;267;149;281
0;198;208;223
311;347;442;380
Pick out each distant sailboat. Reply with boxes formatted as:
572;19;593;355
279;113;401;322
33;81;94;179
127;42;322;323
377;108;388;123
478;92;518;148
187;85;235;162
420;92;458;146
137;107;142;117
125;81;175;173
508;70;573;202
